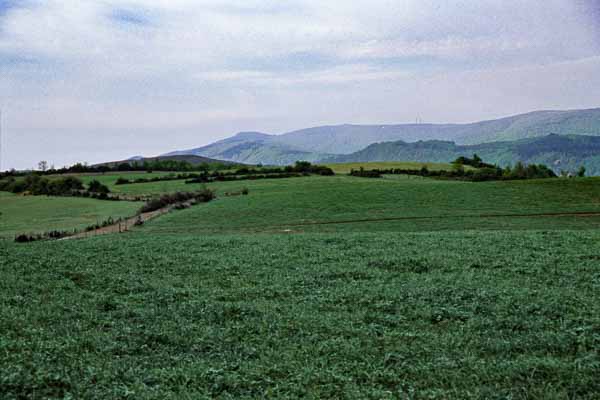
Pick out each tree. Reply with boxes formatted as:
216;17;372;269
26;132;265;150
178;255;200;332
577;166;586;178
38;160;48;172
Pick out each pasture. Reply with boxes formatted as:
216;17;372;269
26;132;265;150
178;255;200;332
142;175;600;234
2;165;600;398
1;230;599;398
0;191;140;238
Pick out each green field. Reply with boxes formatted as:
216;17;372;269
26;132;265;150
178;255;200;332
2;168;600;398
0;192;140;238
141;175;600;234
1;230;599;398
50;171;189;192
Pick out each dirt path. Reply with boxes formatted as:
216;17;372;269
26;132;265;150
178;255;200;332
64;206;172;240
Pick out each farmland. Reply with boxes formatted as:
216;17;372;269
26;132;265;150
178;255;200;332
0;191;140;238
1;165;600;399
1;230;599;398
142;175;600;234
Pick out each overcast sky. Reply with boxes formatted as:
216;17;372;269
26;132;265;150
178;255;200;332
1;0;599;169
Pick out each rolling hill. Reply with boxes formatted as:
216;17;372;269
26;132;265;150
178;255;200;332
163;131;331;165
96;154;237;167
164;108;600;165
324;134;600;175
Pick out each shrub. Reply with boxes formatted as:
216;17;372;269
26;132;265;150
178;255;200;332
349;168;382;178
5;175;85;196
15;234;35;243
88;180;110;194
115;177;130;185
14;229;72;243
139;188;216;213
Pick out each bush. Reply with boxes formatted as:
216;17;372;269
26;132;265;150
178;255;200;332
14;229;72;243
88;180;110;194
115;177;130;185
14;234;36;243
4;175;85;196
349;168;382;178
139;188;216;213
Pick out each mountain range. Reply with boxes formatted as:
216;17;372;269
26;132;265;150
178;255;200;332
162;107;600;171
325;134;600;175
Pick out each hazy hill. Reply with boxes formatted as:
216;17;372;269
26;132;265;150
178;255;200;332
324;134;600;175
97;154;237;167
164;131;331;165
164;108;600;165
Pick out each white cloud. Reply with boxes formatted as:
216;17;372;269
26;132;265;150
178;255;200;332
0;0;598;168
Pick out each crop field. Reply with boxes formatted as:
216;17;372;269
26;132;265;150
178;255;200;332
0;192;140;238
1;230;599;398
2;167;600;398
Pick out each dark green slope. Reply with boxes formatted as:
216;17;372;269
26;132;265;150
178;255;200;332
324;134;600;175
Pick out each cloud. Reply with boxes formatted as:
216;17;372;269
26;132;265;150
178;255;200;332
110;8;152;26
0;0;599;169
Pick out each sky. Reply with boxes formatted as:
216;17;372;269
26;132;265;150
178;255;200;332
1;0;599;170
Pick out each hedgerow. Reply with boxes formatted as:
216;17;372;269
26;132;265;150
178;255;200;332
350;159;557;181
139;188;216;213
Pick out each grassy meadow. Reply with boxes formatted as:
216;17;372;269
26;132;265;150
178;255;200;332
141;175;600;234
2;164;600;398
1;230;599;398
0;191;140;238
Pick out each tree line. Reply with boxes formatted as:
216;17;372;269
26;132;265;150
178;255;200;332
0;175;113;198
350;155;560;181
0;159;238;179
116;161;335;185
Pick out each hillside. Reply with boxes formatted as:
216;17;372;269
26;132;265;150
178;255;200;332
97;154;237;167
324;134;600;175
164;131;331;165
164;108;600;165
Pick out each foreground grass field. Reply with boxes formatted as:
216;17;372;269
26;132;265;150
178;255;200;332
2;169;600;398
1;230;599;398
0;192;140;238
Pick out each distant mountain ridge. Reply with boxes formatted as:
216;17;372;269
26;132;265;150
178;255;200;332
324;134;600;175
96;154;237;167
163;107;600;165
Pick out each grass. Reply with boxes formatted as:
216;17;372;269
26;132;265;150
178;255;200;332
3;170;600;398
140;175;600;234
0;192;140;238
1;229;599;398
52;171;190;190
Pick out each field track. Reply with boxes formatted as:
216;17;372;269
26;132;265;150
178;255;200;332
63;206;170;240
279;210;600;227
